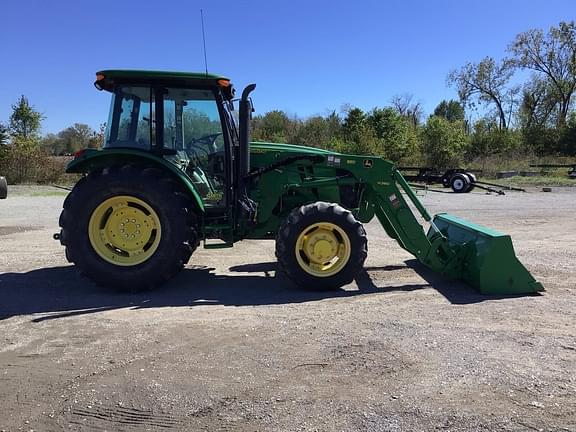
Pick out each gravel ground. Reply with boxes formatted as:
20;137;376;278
0;185;575;431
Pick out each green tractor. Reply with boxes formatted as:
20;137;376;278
56;70;542;295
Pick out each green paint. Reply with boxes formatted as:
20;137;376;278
431;214;544;294
97;69;228;82
66;149;205;212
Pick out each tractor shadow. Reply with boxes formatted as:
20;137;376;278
0;260;537;322
400;259;541;304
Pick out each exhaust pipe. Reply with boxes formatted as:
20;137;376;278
239;84;256;181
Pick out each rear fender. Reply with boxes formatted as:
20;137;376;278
66;149;205;212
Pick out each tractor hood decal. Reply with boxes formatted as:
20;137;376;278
250;142;336;156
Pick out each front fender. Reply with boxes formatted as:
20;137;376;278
67;149;205;212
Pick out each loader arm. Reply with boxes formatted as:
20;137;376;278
348;158;458;276
336;156;543;295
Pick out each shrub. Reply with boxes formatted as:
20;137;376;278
0;139;68;184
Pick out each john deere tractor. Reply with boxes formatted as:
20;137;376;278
56;70;542;295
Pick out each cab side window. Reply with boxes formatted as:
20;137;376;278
105;86;154;149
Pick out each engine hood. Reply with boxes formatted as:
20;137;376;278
250;141;335;156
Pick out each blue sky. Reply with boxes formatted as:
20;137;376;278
0;0;572;134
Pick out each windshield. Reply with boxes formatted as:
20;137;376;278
103;86;234;152
162;87;224;151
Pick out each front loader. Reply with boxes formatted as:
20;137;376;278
56;70;543;295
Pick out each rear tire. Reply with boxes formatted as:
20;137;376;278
275;202;367;290
58;165;199;292
450;173;470;193
0;176;6;199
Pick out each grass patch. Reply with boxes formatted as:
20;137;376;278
28;191;70;197
469;155;575;177
492;175;576;187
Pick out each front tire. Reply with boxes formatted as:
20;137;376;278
275;202;367;290
59;165;198;292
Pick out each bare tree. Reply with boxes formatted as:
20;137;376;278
390;93;423;127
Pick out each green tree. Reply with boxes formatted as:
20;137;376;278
522;125;560;155
367;107;417;161
342;107;366;137
87;123;106;149
324;111;343;147
518;76;558;129
252;110;292;143
448;57;517;130
9;95;44;140
509;21;576;127
57;123;95;154
558;112;576;155
433;100;465;122
469;119;521;159
422;116;468;168
40;133;65;155
335;107;376;155
296;116;331;148
333;127;379;156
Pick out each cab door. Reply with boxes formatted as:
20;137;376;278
160;87;230;209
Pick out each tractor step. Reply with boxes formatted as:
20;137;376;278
203;240;234;249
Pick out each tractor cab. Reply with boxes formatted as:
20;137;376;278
94;70;254;211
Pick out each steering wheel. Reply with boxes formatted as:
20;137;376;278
188;132;223;153
185;132;225;176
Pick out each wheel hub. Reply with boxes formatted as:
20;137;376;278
89;196;161;266
295;222;351;277
305;229;339;263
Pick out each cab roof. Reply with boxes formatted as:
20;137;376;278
97;69;229;81
95;69;232;94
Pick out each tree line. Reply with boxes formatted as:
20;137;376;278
251;21;576;167
1;20;574;184
0;96;104;183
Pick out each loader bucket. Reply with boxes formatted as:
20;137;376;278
429;214;543;295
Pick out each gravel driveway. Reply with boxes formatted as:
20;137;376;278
1;185;575;431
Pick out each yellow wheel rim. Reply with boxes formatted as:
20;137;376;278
88;195;161;266
295;222;351;277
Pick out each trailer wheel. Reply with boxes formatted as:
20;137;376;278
450;173;471;193
465;172;476;192
275;202;367;290
0;176;7;199
58;165;199;292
